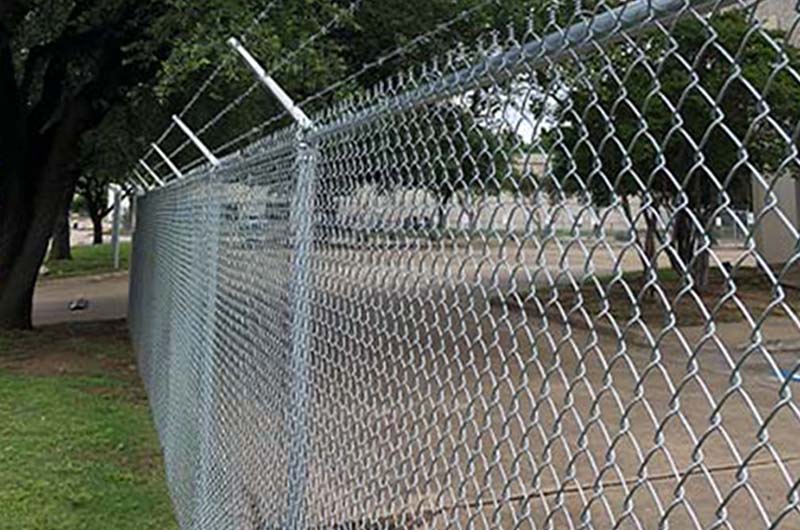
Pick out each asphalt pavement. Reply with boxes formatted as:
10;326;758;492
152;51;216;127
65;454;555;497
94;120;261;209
33;272;129;326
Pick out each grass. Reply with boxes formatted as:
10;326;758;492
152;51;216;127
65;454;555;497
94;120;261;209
45;242;131;279
0;321;177;530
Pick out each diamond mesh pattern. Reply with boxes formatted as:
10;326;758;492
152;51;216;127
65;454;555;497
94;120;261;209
129;1;800;528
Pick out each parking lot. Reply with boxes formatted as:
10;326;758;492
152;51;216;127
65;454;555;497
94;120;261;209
208;234;800;529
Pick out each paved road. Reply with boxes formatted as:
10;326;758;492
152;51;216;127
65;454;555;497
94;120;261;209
45;243;795;529
201;248;800;530
33;272;129;326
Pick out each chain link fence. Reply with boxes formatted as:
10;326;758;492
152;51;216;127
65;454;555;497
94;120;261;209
129;0;800;528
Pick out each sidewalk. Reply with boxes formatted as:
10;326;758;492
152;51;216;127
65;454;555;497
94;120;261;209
33;272;130;326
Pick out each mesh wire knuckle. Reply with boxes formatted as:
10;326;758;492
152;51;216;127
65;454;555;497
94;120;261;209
130;1;800;529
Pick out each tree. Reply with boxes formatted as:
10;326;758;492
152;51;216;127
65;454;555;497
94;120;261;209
76;175;112;245
548;11;800;290
307;0;551;236
0;0;354;329
0;1;171;328
75;0;543;240
49;198;73;261
76;106;154;245
383;100;516;231
1;0;546;329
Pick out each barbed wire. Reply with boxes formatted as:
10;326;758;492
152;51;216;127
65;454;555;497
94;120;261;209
174;0;502;170
159;0;365;167
295;0;500;111
154;0;509;180
181;108;293;173
141;0;283;164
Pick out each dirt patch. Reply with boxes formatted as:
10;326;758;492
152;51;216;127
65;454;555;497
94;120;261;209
496;266;800;329
0;319;136;380
7;350;101;377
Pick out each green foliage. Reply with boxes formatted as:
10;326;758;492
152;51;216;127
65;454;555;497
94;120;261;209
77;106;152;225
550;12;800;210
343;0;572;76
71;195;87;215
67;0;550;178
155;0;350;97
7;0;557;187
7;1;167;112
45;242;131;279
394;102;516;203
545;11;800;285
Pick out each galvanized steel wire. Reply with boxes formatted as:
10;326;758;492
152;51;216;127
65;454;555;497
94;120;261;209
129;1;800;529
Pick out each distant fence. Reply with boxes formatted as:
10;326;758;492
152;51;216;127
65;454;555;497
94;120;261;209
129;1;800;529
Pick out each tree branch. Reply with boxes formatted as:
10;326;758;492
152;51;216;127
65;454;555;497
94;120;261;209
0;20;27;277
24;0;150;135
26;26;121;134
0;0;33;28
19;0;106;95
0;21;21;142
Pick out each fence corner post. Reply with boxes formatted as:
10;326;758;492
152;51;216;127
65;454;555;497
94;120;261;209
285;123;316;530
228;34;317;529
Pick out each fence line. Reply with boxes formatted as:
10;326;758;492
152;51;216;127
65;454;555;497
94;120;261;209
130;1;800;528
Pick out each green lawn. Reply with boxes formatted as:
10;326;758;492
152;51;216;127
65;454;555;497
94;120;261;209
45;242;132;279
0;321;177;530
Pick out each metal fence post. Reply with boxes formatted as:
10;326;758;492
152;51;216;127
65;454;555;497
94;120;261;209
127;3;800;529
229;35;315;530
172;115;221;167
132;169;153;191
284;127;315;530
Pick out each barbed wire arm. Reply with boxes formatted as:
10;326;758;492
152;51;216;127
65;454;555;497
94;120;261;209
228;37;313;129
172;115;221;167
139;159;165;187
152;143;184;180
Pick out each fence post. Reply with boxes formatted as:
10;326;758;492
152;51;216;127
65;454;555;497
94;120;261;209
284;127;316;530
196;174;222;528
229;36;315;530
227;38;313;129
132;169;152;191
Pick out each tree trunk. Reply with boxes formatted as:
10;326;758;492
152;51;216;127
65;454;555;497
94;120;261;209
0;98;91;329
693;247;711;289
0;0;150;329
91;215;104;245
50;204;72;260
437;202;448;234
0;25;31;329
0;174;73;329
672;208;711;292
620;194;652;274
644;210;657;264
437;190;454;235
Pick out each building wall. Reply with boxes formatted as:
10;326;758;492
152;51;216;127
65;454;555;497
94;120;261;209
752;174;800;265
750;1;800;264
756;0;800;45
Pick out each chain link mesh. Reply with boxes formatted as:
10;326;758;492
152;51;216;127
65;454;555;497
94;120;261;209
130;1;800;528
